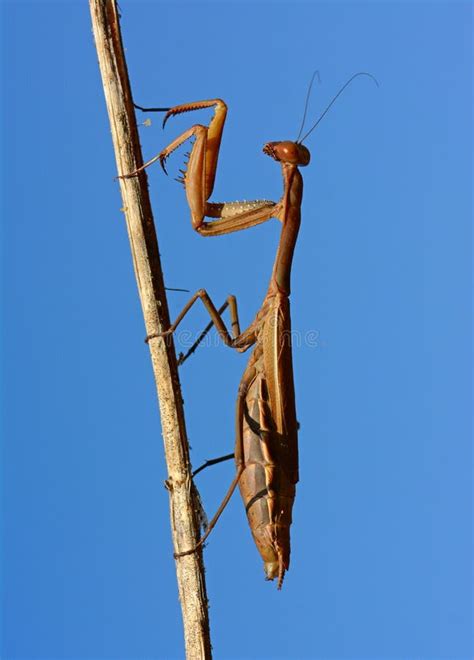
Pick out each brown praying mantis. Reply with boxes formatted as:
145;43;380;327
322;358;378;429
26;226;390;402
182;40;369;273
124;72;377;588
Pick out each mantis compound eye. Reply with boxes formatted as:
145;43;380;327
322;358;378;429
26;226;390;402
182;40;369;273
296;144;311;166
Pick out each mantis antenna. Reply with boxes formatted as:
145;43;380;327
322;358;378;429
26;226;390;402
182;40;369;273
298;71;379;144
295;70;321;143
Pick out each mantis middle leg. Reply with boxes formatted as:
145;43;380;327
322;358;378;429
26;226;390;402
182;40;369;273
147;288;257;352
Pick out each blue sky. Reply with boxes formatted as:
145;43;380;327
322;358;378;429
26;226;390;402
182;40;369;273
1;1;472;659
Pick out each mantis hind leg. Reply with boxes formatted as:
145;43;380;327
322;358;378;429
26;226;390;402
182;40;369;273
192;453;234;478
174;359;257;558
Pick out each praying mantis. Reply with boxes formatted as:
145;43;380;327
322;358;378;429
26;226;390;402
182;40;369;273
124;72;377;588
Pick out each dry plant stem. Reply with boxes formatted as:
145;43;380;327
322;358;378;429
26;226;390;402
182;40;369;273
89;1;211;657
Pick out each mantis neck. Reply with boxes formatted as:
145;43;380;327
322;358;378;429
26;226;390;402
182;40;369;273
269;165;303;296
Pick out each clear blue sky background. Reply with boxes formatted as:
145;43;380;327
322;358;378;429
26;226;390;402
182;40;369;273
1;2;472;659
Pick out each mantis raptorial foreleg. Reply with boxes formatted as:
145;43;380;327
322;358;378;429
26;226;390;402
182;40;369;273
121;99;281;235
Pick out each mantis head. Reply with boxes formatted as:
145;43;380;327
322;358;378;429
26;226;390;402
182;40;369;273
263;141;311;167
263;72;378;170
